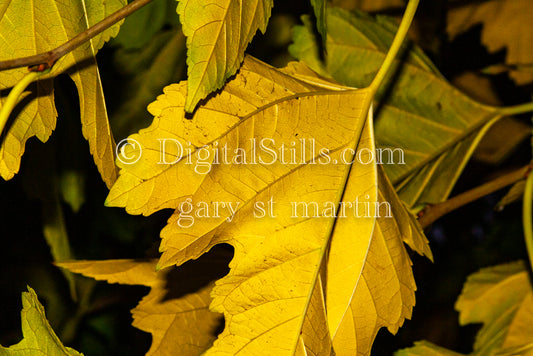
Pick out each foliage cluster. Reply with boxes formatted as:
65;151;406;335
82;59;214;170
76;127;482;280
1;0;533;355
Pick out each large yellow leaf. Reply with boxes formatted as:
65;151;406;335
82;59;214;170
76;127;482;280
0;286;83;355
176;0;273;112
107;56;431;354
204;118;376;355
0;0;123;187
447;0;533;85
59;256;224;356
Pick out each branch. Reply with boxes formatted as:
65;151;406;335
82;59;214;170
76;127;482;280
0;0;153;72
418;165;532;228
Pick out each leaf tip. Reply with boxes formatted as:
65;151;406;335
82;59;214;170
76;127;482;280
25;285;36;296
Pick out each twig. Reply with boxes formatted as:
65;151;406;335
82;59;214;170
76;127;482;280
368;0;419;97
522;171;533;273
419;165;532;228
0;0;153;72
0;70;46;137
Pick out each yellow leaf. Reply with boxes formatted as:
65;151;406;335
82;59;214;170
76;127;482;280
0;286;83;355
377;165;432;259
331;167;428;355
325;118;378;338
176;0;274;112
107;56;431;354
296;277;333;356
204;113;376;355
0;0;123;187
59;259;160;287
447;0;533;85
59;256;224;356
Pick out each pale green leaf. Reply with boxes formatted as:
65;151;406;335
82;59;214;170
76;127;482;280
455;261;533;356
0;286;83;356
290;8;503;208
398;261;533;356
176;0;274;112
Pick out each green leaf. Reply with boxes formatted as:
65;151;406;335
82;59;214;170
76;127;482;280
20;145;78;300
0;286;83;356
42;196;77;301
113;0;176;50
112;29;187;136
59;170;85;213
176;0;274;112
290;8;503;208
310;0;327;40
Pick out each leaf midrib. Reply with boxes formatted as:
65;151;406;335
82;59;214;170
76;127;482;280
113;80;365;204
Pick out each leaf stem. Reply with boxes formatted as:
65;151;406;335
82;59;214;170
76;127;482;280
0;0;153;72
0;70;45;138
368;0;420;96
496;101;533;117
522;169;533;273
419;165;531;228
